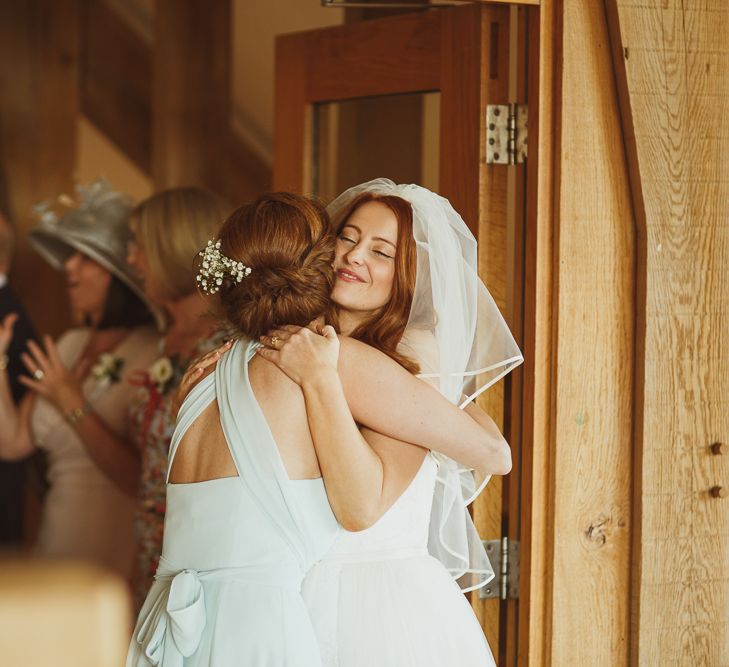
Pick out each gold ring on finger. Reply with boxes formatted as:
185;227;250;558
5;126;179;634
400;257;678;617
270;336;280;348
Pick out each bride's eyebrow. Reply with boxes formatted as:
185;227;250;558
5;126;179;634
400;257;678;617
342;223;396;248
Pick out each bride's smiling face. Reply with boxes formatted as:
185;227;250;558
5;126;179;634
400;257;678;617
331;201;398;327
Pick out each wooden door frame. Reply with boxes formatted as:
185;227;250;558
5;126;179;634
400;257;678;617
273;4;535;663
274;4;503;239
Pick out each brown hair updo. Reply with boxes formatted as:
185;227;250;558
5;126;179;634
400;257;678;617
215;192;336;339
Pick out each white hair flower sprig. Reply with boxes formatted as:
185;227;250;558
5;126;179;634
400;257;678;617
196;239;252;295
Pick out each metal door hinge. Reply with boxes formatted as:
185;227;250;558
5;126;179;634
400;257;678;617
479;537;520;600
486;104;528;165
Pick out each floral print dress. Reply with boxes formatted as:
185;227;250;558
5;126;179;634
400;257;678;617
128;332;227;609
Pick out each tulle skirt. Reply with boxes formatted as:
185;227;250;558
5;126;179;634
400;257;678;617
302;551;496;667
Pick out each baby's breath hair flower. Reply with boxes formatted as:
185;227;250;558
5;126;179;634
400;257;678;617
195;239;252;295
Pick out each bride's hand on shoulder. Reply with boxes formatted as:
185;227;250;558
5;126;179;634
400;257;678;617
173;340;233;413
258;322;339;386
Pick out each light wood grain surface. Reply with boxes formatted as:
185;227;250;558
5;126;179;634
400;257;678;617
610;0;729;664
545;0;636;664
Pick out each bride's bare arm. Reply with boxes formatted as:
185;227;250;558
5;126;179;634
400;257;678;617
336;336;510;473
258;326;510;531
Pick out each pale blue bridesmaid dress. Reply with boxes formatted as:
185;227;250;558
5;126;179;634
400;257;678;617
127;339;339;666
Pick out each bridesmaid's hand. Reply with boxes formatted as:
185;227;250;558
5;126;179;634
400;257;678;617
172;340;233;414
258;322;340;386
18;336;84;410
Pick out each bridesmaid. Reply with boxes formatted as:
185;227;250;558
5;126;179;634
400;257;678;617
0;179;159;578
124;187;230;609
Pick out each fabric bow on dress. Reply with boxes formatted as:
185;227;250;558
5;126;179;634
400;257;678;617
134;569;207;667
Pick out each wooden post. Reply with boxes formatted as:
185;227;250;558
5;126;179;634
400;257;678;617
553;0;635;663
522;0;636;664
0;0;80;336
152;0;231;191
519;1;556;664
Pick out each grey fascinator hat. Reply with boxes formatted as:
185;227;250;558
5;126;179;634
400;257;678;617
29;178;160;325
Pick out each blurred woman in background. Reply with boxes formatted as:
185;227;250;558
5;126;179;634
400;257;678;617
125;186;230;608
0;180;159;578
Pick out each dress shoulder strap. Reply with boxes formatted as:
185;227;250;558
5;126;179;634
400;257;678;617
166;370;216;482
214;338;288;481
214;338;317;568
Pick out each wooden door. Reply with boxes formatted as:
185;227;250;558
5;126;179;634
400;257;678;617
273;4;529;663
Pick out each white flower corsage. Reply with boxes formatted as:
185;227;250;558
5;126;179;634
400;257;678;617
90;353;125;389
148;356;175;393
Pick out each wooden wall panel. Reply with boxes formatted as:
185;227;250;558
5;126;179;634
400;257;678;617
545;0;635;665
0;0;79;337
608;1;729;664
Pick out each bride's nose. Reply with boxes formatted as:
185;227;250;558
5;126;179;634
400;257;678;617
345;245;365;266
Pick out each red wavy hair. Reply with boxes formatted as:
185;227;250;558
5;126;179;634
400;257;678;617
332;193;420;374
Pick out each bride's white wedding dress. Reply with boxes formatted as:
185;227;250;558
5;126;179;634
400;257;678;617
302;452;497;667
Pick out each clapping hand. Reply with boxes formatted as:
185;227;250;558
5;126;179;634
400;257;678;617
18;336;85;410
